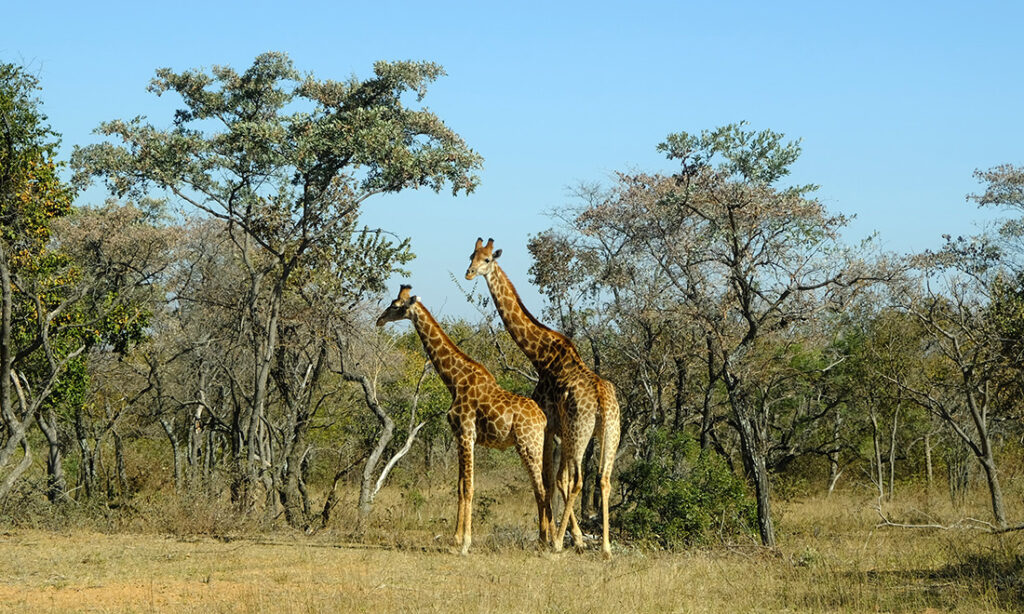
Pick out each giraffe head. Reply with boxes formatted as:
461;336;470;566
376;285;419;326
465;237;503;280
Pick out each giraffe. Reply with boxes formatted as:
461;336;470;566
376;285;549;555
466;238;620;559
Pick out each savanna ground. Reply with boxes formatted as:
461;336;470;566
1;450;1021;613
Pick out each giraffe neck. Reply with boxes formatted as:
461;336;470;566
410;302;484;392
484;264;557;366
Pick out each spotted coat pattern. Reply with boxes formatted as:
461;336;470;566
377;285;549;555
466;238;621;559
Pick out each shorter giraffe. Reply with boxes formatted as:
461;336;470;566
377;285;549;554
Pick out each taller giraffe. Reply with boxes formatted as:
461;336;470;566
376;285;549;554
466;238;620;559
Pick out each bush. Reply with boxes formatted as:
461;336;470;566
616;428;756;548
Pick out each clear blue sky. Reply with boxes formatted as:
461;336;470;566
6;1;1023;320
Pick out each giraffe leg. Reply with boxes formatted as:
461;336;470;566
454;441;468;550
535;383;558;546
515;429;548;549
564;402;595;553
554;450;585;553
567;476;585;552
550;436;584;548
552;454;570;553
541;428;557;545
598;381;621;560
460;437;475;556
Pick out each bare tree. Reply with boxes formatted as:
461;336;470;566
332;324;428;523
887;236;1014;529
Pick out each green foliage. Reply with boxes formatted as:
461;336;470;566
0;64;75;248
658;121;811;190
617;428;756;547
72;51;482;217
989;271;1024;356
0;62;86;397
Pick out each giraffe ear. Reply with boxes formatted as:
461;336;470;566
492;248;502;259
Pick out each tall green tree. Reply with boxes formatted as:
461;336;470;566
1;64;160;502
72;52;482;513
0;62;77;500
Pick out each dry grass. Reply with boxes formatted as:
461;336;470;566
0;457;1021;613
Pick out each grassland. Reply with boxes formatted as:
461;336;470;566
0;459;1021;613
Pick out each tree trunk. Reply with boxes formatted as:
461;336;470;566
826;407;842;496
699;336;717;450
112;430;128;498
205;428;216;498
39;408;67;502
740;427;775;547
827;460;842;496
672;357;686;431
280;426;310;528
0;428;31;500
245;278;284;511
358;420;393;521
964;385;1007;528
0;246;33;500
159;416;183;491
186;418;200;489
869;408;885;500
978;454;1008;529
728;384;775;548
924;432;934;495
887;406;899;501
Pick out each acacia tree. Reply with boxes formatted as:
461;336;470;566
72;52;482;513
532;124;879;547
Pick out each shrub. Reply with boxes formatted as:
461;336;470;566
616;428;756;548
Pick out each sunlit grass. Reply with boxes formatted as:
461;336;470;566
0;454;1021;613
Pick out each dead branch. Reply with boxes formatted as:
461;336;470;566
874;498;1017;534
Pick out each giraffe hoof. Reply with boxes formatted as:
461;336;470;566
602;549;612;561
